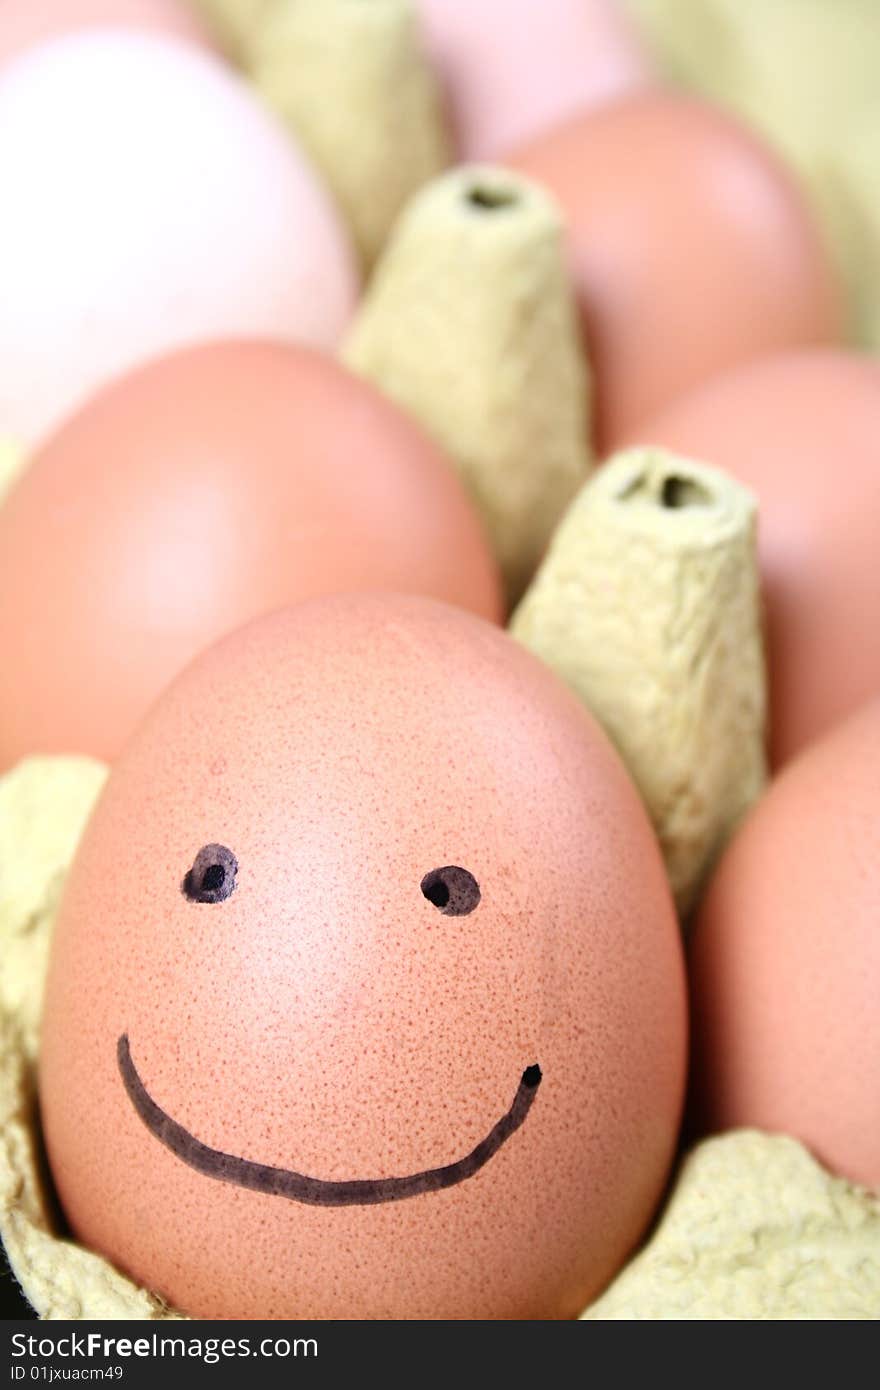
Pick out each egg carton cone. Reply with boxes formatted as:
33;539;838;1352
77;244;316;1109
248;0;451;270
343;165;592;607
511;448;767;918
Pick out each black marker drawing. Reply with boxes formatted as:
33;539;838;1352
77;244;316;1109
181;844;238;904
117;1034;541;1207
420;866;481;916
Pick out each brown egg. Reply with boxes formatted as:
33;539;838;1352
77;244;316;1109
0;343;501;769
39;593;687;1320
505;94;842;449
622;350;880;768
689;699;880;1189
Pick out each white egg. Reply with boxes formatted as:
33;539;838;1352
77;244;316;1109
0;30;359;444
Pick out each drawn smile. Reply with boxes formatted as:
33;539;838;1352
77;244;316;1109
117;1034;542;1207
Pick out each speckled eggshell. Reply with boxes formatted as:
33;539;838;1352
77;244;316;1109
689;699;880;1190
0;0;216;69
39;594;686;1320
505;94;842;450
0;342;501;770
622;350;880;767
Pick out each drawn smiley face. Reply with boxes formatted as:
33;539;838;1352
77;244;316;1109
119;848;542;1206
40;595;685;1319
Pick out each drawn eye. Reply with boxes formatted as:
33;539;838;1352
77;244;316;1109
420;866;481;917
182;844;238;904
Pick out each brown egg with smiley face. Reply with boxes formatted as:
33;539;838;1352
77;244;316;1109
39;594;686;1319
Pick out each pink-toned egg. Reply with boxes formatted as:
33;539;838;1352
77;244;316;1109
622;350;880;767
506;94;842;449
40;594;687;1319
417;0;654;160
689;699;880;1189
0;342;501;769
0;0;216;69
0;30;357;445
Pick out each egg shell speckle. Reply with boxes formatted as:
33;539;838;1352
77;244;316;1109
40;594;686;1319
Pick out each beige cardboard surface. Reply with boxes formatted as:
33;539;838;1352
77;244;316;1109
512;450;766;918
585;1129;880;1319
344;165;591;606
250;0;451;270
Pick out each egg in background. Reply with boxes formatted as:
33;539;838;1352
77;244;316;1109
0;343;501;768
505;93;842;450
0;29;357;446
0;0;215;69
689;698;880;1190
622;350;880;768
628;0;880;352
416;0;654;160
40;592;686;1319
